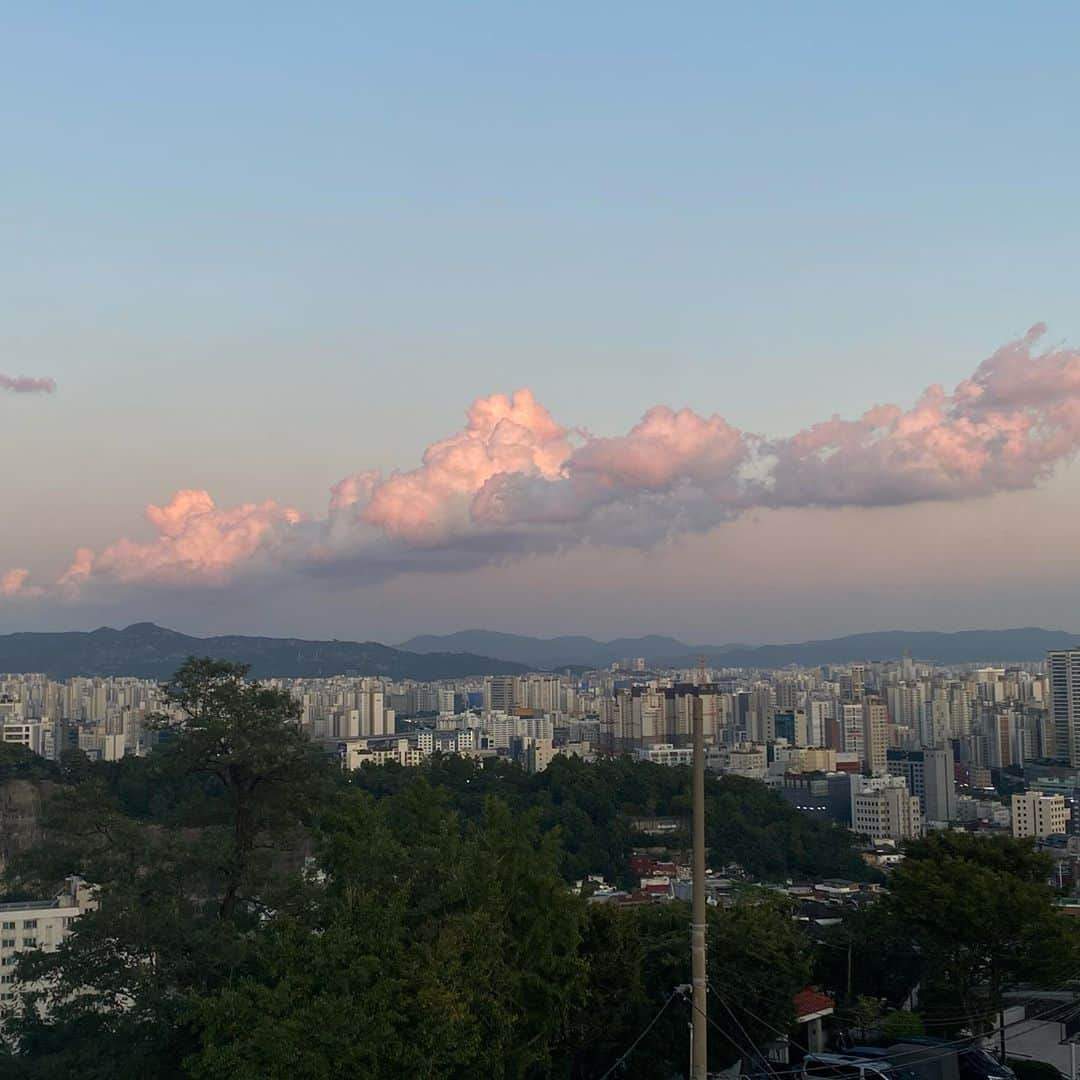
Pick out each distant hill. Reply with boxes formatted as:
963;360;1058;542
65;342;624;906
401;627;1080;669
671;627;1080;667
397;630;698;670
0;623;529;680
3;623;1073;681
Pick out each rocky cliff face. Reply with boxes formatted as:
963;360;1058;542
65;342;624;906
0;779;49;876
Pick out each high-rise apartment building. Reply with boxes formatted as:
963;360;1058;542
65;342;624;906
484;676;517;714
862;698;888;775
1048;649;1080;765
887;745;956;823
850;664;866;702
841;703;864;761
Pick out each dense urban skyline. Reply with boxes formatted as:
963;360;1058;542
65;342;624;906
6;8;1080;1077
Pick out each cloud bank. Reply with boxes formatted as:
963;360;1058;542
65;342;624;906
1;374;56;394
6;325;1080;604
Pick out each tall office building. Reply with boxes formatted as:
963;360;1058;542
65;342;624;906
806;697;832;748
923;745;957;823
862;698;888;775
850;664;866;702
841;703;864;761
1048;650;1080;765
484;676;517;714
887;745;956;823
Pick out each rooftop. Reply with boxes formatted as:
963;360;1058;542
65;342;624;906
0;899;61;913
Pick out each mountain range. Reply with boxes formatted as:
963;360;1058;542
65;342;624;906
399;627;1080;669
397;630;709;671
0;624;1076;681
0;623;529;680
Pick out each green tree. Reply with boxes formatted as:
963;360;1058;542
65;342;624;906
565;892;811;1079
4;658;334;1077
150;657;331;920
875;833;1080;1033
185;788;587;1079
880;1010;925;1040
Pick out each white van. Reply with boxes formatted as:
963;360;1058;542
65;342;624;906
803;1052;918;1080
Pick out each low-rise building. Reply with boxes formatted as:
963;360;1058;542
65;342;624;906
633;743;693;767
1012;792;1069;839
851;775;922;844
0;876;95;1019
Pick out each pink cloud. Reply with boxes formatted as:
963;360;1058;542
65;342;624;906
470;406;750;533
361;389;574;543
60;490;302;588
1;569;30;597
16;323;1080;600
58;548;95;589
570;406;747;488
329;470;380;513
1;374;56;394
767;325;1080;506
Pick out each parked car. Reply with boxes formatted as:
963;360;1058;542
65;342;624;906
957;1046;1017;1080
845;1039;1016;1080
804;1051;922;1080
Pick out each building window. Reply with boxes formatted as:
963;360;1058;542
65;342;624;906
0;940;13;949
21;920;36;930
21;938;36;948
0;922;12;931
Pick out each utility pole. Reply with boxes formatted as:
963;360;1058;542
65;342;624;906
692;696;708;1079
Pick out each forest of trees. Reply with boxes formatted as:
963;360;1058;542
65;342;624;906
1;659;1078;1078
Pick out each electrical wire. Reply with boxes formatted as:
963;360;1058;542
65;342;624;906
679;992;1080;1080
678;985;779;1076
711;980;812;1057
714;988;786;1079
597;990;680;1080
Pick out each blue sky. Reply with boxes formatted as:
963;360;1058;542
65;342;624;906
3;3;1080;641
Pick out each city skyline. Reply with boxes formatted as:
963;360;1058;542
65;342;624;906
6;8;1080;1077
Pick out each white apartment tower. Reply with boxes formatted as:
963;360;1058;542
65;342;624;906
841;703;864;762
1048;649;1080;766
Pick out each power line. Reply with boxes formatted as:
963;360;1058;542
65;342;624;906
719;995;1080;1080
711;980;812;1058
679;986;777;1075
713;986;785;1079
597;990;679;1080
830;973;1080;1029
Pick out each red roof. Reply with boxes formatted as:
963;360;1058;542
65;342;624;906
793;987;835;1020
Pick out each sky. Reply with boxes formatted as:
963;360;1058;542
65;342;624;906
3;2;1080;644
